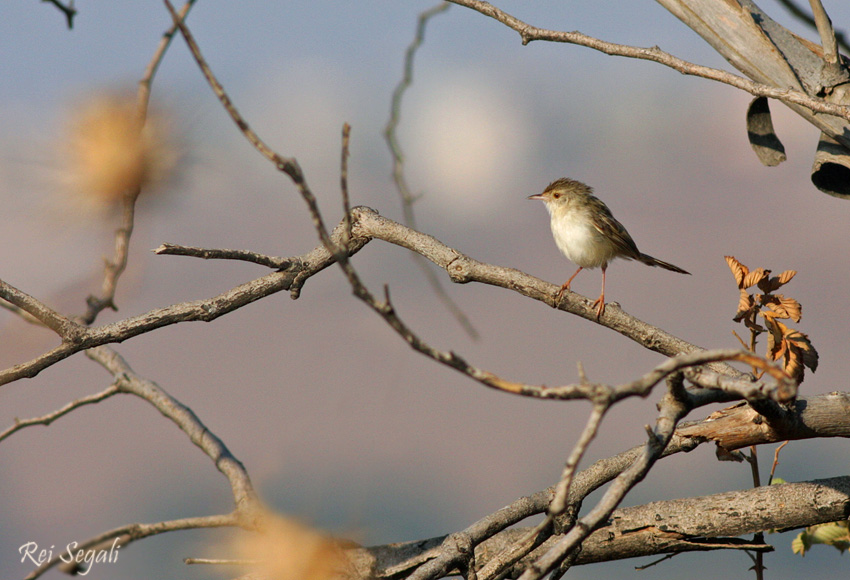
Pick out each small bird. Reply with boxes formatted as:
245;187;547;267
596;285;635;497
528;178;689;318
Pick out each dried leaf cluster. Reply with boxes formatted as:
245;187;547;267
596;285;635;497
725;256;818;382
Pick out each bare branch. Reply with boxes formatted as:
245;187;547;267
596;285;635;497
0;278;81;337
81;0;197;325
347;471;849;579
385;2;479;340
163;0;305;186
41;0;76;29
359;390;849;579
84;345;260;513
550;403;608;516
154;243;290;269
340;123;353;245
352;208;742;375
0;384;119;444
1;208;753;391
446;0;850;121
0;219;365;387
15;336;260;580
677;391;850;450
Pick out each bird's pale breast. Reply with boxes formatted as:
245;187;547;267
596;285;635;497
549;207;617;269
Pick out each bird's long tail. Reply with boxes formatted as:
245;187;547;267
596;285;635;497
638;253;690;275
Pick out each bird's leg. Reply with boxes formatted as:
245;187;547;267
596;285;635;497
556;266;584;306
591;266;607;319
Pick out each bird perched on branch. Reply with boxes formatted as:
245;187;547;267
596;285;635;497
528;178;689;318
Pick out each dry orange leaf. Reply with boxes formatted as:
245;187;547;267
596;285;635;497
725;256;747;288
759;269;798;293
778;269;797;285
742;267;769;289
766;295;802;322
733;289;755;321
785;329;819;373
763;317;786;361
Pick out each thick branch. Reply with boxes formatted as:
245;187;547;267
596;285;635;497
352;207;740;376
676;391;850;450
347;475;850;577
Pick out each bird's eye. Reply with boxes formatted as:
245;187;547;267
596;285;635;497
552;192;560;199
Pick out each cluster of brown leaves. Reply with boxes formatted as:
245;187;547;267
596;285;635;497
726;256;818;382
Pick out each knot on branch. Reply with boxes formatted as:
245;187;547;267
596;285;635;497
447;256;473;283
447;530;474;558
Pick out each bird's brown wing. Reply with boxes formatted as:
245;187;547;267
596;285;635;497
587;197;642;260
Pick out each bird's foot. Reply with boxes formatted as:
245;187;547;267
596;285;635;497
591;296;605;319
554;283;571;308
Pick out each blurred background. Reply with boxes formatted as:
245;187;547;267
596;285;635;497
2;1;850;578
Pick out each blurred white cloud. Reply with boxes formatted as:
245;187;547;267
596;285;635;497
405;71;535;218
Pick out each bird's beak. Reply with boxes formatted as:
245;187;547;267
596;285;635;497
527;193;545;201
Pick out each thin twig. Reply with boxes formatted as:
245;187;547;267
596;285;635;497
385;2;450;219
82;192;137;323
0;279;81;337
154;243;291;269
163;0;305;185
550;403;609;515
138;0;197;113
24;513;239;580
769;440;790;484
85;346;260;512
341;123;353;245
81;0;197;326
634;553;677;570
446;0;850;120
745;443;767;579
385;2;479;339
41;0;76;28
0;384;119;443
514;393;690;579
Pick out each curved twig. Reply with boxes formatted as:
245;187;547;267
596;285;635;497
80;0;198;325
446;0;850;121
